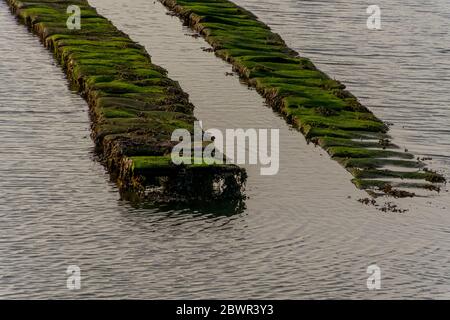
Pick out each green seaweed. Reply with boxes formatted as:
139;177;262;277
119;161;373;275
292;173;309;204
160;0;445;195
5;0;246;202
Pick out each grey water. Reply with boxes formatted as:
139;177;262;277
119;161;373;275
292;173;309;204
0;0;449;299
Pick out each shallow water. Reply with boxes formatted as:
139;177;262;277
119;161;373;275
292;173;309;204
1;0;450;299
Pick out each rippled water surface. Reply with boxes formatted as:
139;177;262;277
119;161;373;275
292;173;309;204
1;0;450;299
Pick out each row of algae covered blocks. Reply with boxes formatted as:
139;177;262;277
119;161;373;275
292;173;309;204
6;0;246;201
160;0;446;197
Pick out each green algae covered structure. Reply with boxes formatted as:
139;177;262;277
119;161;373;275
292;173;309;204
160;0;445;196
5;0;246;202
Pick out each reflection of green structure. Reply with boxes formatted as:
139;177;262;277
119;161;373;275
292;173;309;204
6;0;246;202
161;0;445;196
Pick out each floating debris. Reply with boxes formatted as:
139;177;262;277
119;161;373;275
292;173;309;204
379;202;409;213
358;198;408;213
358;197;377;206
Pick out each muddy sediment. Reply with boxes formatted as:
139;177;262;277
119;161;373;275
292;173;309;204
159;0;445;196
5;0;246;202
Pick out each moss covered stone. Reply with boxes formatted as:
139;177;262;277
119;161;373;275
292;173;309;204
160;0;445;196
6;0;246;202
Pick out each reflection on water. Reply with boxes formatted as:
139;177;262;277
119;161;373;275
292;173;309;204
127;196;248;217
0;0;449;299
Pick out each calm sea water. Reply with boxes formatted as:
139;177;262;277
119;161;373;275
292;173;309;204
1;0;449;299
